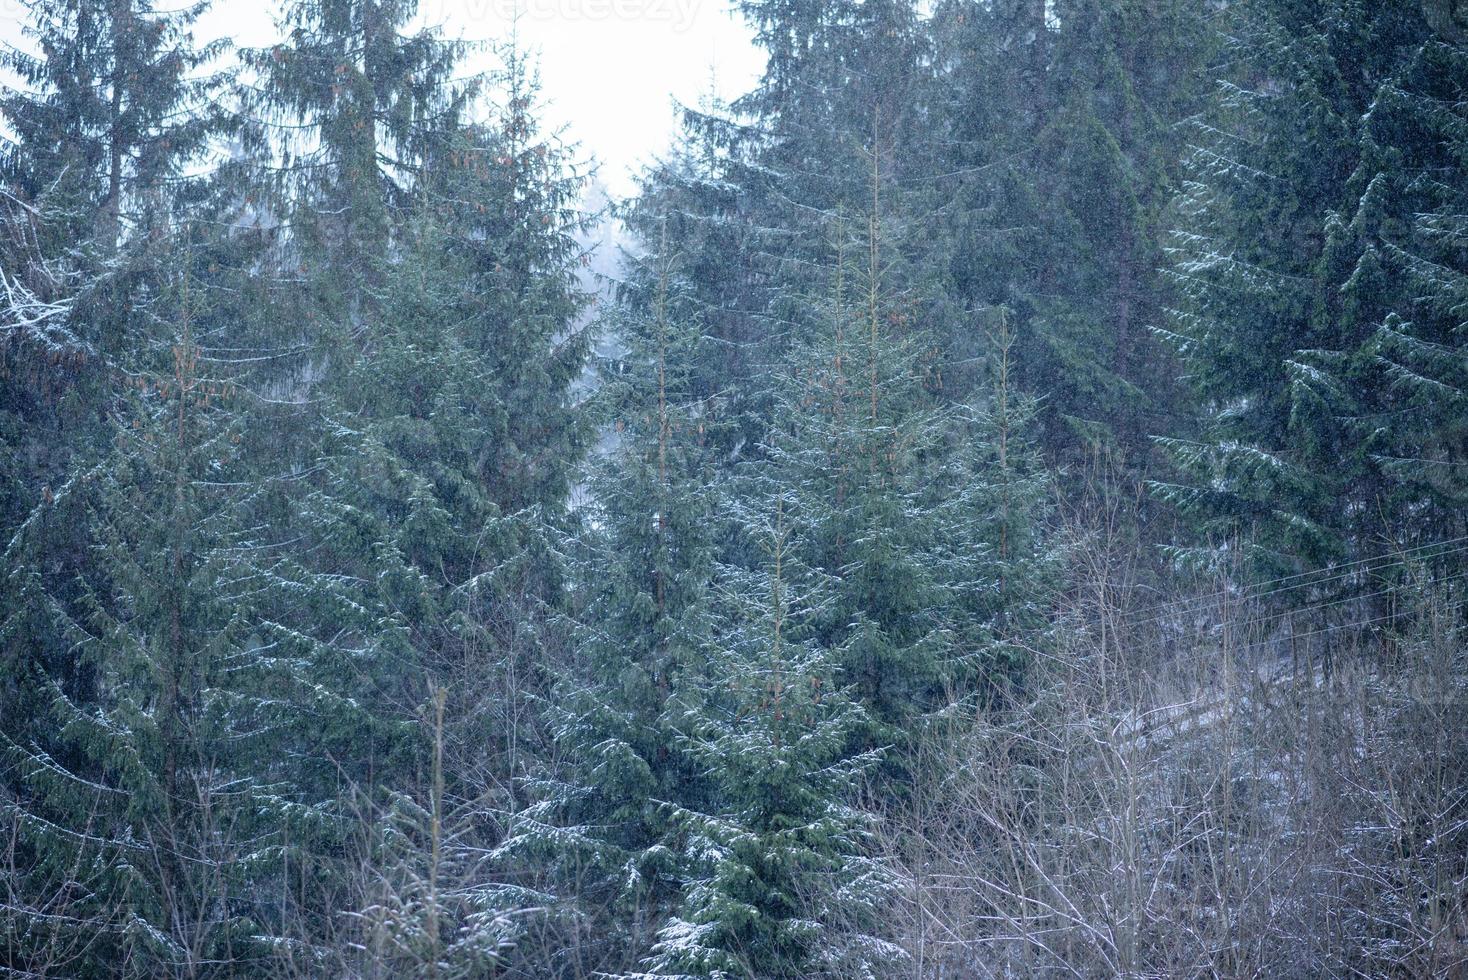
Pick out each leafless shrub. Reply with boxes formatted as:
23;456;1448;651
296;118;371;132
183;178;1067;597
878;500;1468;979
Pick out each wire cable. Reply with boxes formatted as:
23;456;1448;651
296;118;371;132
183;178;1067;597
1116;538;1468;633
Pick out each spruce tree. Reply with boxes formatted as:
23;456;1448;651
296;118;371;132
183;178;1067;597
766;143;1050;748
647;493;896;979
931;0;1214;472
967;308;1058;668
295;43;596;969
0;0;224;530
0;233;395;977
242;0;470;327
1157;0;1465;581
771;201;969;739
509;221;722;973
624;0;942;471
352;685;522;980
1372;38;1468;547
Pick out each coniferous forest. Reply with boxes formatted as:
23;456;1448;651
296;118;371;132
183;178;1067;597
2;0;1467;976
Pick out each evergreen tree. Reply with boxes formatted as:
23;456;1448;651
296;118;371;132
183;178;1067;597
10;0;1445;972
616;115;770;468
624;0;943;471
299;44;596;970
242;0;470;327
1157;0;1465;581
931;0;1214;473
352;685;521;980
0;234;396;976
510;221;722;973
1372;38;1468;546
647;493;896;979
766;146;1052;748
967;308;1059;664
0;0;224;530
770;199;971;739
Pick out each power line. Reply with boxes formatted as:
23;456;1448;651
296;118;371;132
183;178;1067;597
1168;571;1468;647
1116;537;1468;633
1224;607;1452;662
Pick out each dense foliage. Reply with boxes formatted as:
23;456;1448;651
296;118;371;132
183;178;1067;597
2;0;1464;977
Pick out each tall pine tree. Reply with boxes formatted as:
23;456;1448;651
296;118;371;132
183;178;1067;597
506;220;721;974
647;492;897;979
0;0;225;530
1157;0;1466;583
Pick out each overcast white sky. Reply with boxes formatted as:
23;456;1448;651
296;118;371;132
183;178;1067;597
0;0;765;197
